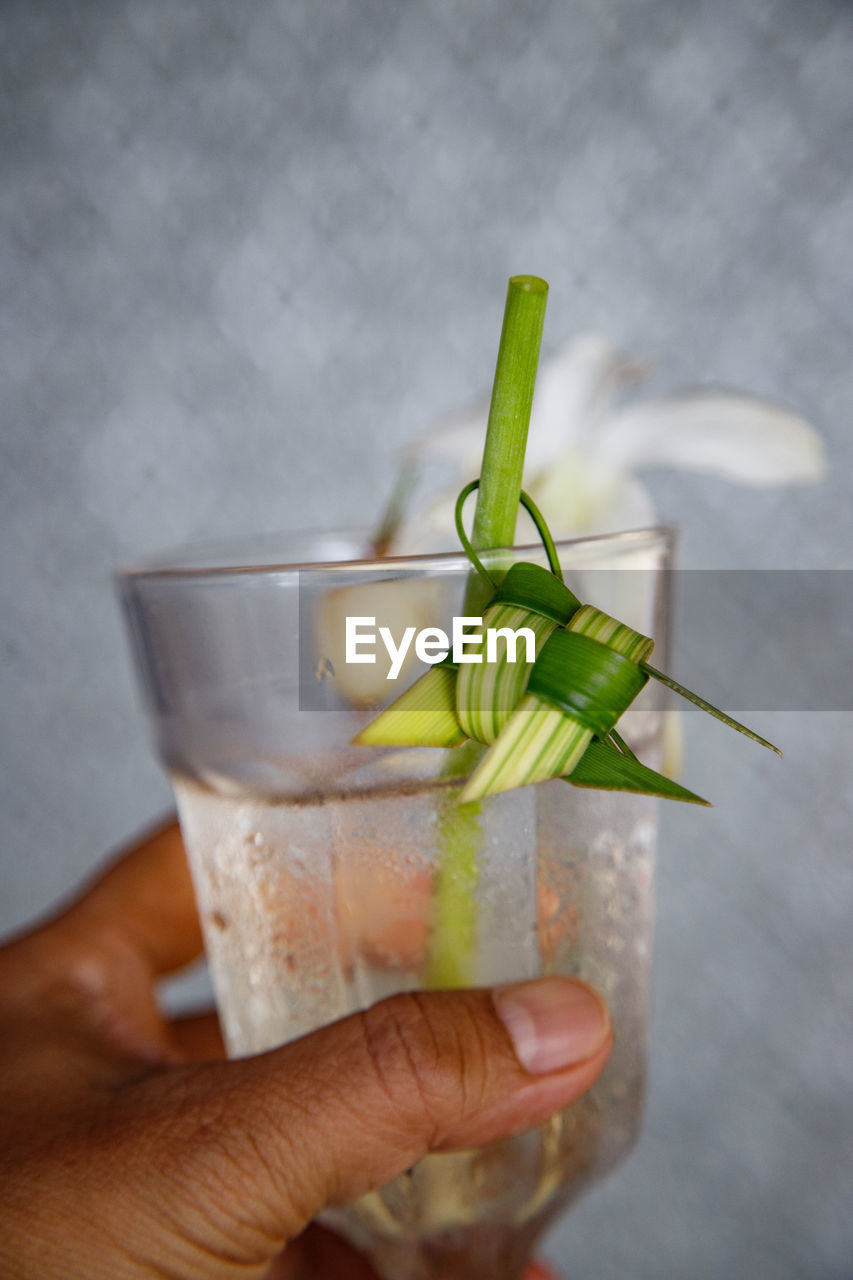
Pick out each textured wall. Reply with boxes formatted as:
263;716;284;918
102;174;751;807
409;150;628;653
1;2;851;1276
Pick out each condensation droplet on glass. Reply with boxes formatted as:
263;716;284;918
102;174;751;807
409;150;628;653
315;656;335;681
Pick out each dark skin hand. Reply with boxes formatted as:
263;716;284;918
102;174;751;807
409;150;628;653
0;820;611;1279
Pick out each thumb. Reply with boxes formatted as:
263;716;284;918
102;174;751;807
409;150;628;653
135;977;610;1268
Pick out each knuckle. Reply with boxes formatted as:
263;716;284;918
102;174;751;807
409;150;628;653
360;994;444;1135
359;992;493;1142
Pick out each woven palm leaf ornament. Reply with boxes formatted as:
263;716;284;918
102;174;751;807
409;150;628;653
355;480;781;806
354;276;781;806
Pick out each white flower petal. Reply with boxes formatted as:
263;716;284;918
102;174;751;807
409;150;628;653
596;391;827;485
524;333;643;469
398;333;642;476
393;455;661;554
526;448;659;538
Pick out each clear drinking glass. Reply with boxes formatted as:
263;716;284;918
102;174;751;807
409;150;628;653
118;526;673;1280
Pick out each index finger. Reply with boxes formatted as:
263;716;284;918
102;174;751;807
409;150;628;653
50;816;204;977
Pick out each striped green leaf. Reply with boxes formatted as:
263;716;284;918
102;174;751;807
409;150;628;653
460;695;592;801
568;604;654;661
567;738;710;805
490;561;581;622
352;663;467;748
455;603;557;744
528;629;648;736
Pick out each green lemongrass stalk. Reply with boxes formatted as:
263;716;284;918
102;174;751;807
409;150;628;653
427;275;549;988
428;798;481;986
464;275;549;615
428;742;484;987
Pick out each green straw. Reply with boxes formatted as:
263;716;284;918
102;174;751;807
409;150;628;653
427;275;549;987
464;275;549;615
428;744;484;988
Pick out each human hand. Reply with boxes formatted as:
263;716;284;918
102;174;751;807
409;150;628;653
0;820;611;1279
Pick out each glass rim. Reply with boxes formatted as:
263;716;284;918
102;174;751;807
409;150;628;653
117;524;677;585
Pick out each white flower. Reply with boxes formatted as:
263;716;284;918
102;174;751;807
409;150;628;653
391;334;827;553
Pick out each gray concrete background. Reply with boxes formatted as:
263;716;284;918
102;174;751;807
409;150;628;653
1;1;851;1276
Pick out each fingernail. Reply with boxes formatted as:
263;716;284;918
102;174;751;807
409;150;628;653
492;977;610;1074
